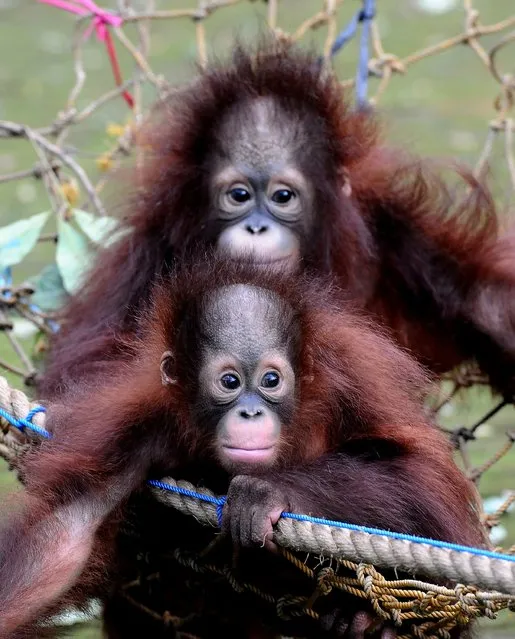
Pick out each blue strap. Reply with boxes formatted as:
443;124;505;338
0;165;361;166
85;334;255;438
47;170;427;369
330;0;376;107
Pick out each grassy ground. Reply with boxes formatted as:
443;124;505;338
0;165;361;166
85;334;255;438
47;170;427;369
0;0;514;635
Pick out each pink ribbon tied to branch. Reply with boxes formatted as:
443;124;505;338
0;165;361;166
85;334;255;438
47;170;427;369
38;0;134;108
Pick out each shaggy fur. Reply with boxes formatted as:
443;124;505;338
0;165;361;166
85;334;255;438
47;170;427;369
36;42;515;399
0;258;485;637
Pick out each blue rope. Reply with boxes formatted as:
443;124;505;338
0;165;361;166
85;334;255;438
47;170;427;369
282;512;515;563
148;478;227;527
2;406;514;566
150;480;515;565
0;405;51;439
330;0;376;108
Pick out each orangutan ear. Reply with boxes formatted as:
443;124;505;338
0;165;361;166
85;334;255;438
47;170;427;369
160;350;177;386
340;167;352;198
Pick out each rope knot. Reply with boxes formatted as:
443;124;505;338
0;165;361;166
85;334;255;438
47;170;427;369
315;566;335;595
37;0;122;41
37;0;133;108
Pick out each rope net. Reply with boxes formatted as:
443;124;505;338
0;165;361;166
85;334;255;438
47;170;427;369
0;1;514;636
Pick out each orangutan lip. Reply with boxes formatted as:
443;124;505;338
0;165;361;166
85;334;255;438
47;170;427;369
223;446;274;452
222;446;275;461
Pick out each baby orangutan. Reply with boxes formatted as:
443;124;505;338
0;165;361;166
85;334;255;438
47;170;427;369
0;259;485;638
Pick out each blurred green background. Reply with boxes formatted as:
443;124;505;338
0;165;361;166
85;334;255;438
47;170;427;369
0;0;514;636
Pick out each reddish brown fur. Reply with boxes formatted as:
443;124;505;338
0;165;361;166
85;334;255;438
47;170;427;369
0;259;485;637
36;42;515;400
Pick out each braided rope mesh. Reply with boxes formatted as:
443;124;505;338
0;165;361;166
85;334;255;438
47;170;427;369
0;1;514;637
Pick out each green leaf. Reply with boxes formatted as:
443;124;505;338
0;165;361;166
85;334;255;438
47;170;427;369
28;264;69;312
56;218;94;294
73;209;127;247
0;211;50;269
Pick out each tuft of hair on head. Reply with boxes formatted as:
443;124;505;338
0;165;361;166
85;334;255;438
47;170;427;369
128;38;378;233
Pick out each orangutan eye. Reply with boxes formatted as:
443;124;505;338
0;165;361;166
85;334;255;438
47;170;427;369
261;371;280;388
228;188;251;204
271;189;295;205
220;373;241;390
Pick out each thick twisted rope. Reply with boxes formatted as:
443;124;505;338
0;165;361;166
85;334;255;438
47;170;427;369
151;478;515;597
0;376;514;597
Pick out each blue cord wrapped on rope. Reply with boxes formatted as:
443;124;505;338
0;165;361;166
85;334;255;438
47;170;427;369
0;405;50;439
